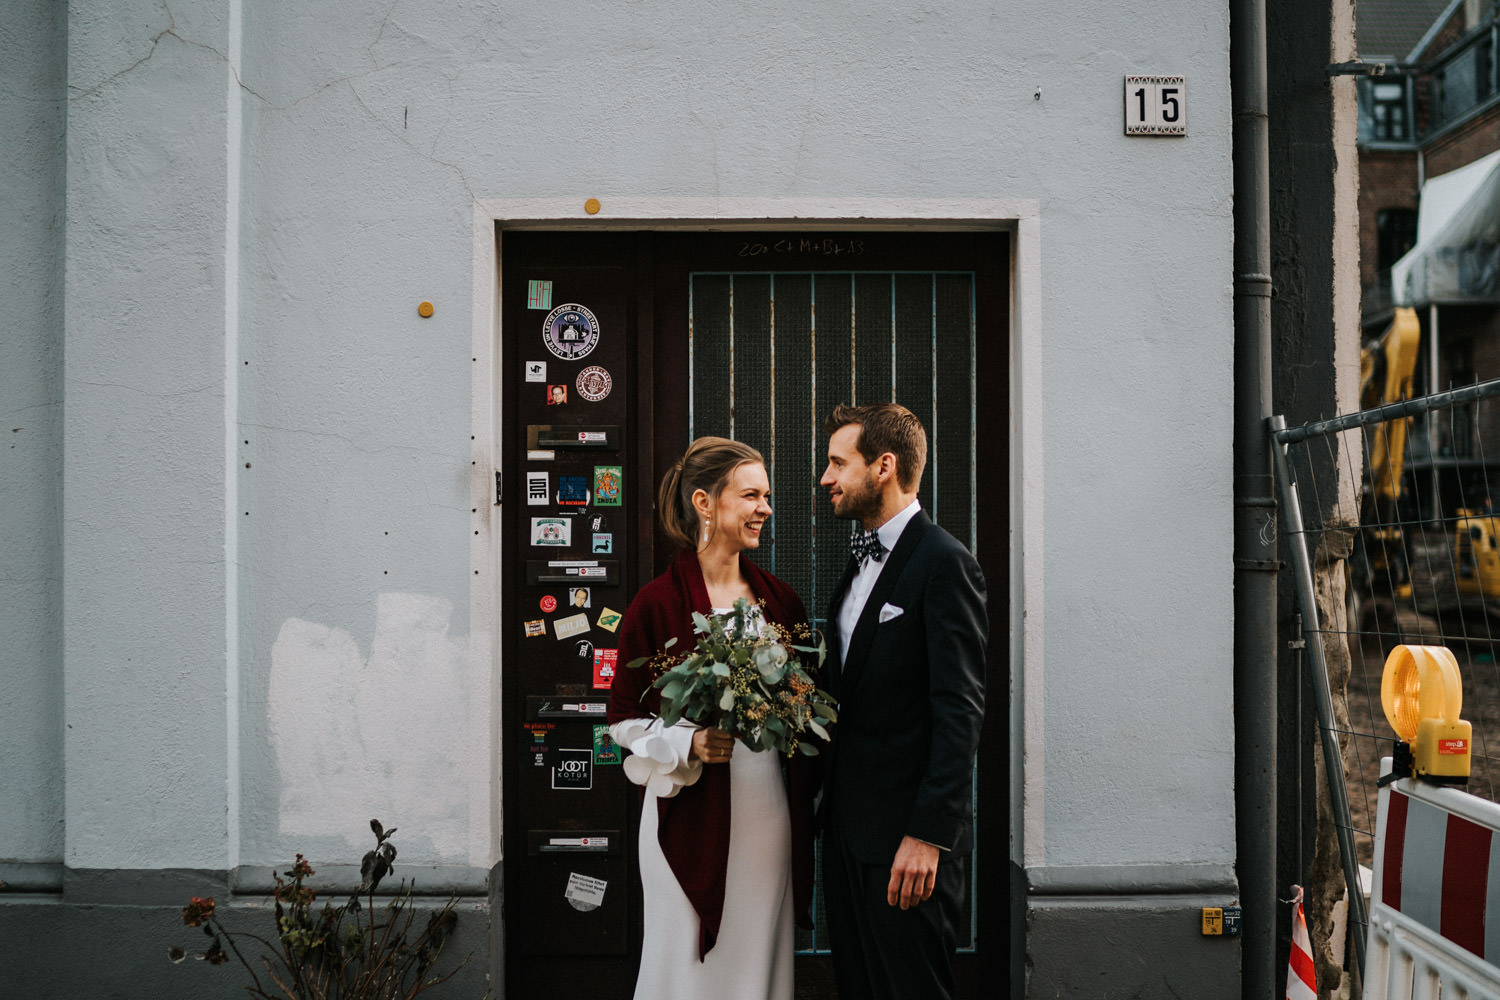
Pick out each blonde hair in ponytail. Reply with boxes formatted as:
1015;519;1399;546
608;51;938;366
656;437;765;550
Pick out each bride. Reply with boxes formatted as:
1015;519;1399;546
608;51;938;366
607;437;819;999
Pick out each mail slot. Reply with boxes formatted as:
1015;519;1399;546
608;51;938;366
518;832;629;956
527;424;619;450
525;560;619;587
528;694;609;721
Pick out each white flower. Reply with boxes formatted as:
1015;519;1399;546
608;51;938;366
753;642;789;680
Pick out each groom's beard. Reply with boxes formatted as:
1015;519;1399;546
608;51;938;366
831;470;881;523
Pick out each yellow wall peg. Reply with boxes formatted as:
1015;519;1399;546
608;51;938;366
417;301;434;318
584;198;601;215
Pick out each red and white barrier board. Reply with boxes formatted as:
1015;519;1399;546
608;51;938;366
1365;762;1500;1000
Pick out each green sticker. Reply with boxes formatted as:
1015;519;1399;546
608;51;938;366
594;465;623;506
593;724;621;765
527;280;553;310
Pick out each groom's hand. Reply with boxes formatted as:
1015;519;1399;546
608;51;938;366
887;836;939;909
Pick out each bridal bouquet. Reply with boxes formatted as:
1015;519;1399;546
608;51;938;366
627;597;836;756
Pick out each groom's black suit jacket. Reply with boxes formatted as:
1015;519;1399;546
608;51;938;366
823;509;988;864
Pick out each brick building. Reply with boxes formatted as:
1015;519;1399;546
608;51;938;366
1359;0;1500;514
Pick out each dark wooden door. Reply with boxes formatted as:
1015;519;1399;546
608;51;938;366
501;230;1011;998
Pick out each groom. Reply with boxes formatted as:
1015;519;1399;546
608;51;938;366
819;402;988;1000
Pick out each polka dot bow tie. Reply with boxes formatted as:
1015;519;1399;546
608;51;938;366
850;527;887;565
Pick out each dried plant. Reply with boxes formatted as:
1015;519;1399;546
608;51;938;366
169;819;479;999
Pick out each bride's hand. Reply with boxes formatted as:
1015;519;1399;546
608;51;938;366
692;727;734;764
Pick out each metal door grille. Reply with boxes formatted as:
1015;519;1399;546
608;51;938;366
688;269;981;955
689;271;978;620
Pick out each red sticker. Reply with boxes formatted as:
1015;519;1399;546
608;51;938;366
540;595;558;613
1439;739;1469;755
592;649;618;689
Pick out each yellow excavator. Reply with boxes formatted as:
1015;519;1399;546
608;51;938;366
1356;306;1500;613
1354;306;1421;604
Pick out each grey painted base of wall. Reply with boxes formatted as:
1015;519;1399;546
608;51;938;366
3;867;499;999
1027;893;1242;998
7;865;1242;997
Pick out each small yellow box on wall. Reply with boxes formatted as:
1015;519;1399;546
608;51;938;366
1201;907;1224;935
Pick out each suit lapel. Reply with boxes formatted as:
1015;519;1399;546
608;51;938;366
838;512;929;695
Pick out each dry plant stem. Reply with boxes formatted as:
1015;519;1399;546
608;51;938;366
219;925;271;996
172;821;473;1000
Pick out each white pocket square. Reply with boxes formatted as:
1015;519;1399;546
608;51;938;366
878;603;904;623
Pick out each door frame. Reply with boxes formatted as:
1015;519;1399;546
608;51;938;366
474;200;1043;996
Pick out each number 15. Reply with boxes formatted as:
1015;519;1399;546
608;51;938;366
1135;86;1181;122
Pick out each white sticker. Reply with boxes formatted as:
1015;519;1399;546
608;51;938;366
525;360;547;383
527;450;556;461
531;517;571;546
527;471;549;505
565;872;608;912
553;613;590;639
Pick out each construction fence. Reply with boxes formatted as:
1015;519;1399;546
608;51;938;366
1272;378;1500;995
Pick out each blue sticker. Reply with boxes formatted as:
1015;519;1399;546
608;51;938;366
557;475;591;507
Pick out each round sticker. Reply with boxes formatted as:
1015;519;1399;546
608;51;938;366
542;304;600;361
576;366;613;402
540;595;558;613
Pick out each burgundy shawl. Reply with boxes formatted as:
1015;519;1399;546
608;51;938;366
607;548;821;959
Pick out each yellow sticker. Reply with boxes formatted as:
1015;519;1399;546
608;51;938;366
1201;908;1223;935
596;608;622;633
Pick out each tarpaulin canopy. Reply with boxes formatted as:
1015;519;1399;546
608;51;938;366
1393;148;1500;307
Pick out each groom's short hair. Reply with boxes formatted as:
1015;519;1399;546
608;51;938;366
825;402;927;493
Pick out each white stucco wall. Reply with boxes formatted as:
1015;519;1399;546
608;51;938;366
61;1;236;870
0;0;66;873
33;0;1236;886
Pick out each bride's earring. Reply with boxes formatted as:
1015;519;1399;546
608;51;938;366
702;518;711;544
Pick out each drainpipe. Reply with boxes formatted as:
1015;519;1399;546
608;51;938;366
1231;0;1278;996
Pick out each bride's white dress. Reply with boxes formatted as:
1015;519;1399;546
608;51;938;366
609;610;794;1000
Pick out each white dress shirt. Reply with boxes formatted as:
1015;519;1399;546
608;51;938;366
836;499;921;666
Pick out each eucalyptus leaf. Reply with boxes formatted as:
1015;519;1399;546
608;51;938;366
798;742;820;756
807;719;830;741
719;687;735;711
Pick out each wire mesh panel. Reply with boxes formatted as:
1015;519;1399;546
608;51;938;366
688;269;980;954
1273;378;1500;971
688;271;979;625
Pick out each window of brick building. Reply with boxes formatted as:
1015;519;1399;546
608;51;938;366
1377;208;1419;278
1359;77;1412;142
